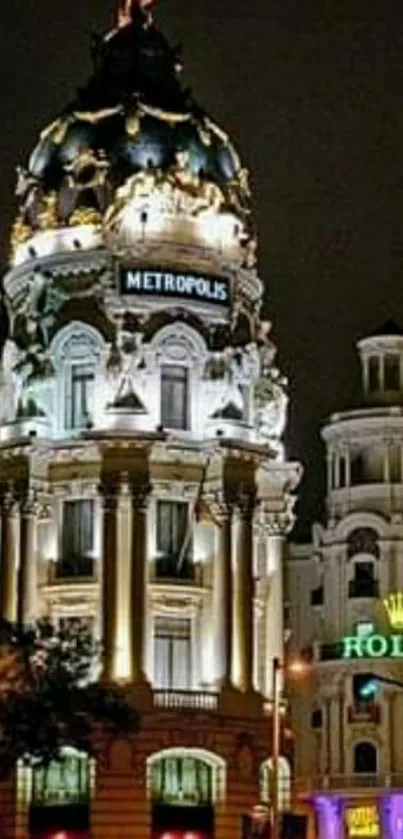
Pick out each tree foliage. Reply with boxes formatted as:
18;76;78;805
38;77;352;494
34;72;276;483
0;619;138;776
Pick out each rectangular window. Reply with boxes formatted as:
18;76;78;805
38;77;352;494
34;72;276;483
384;354;400;391
153;617;192;689
156;500;190;563
368;357;379;392
65;363;95;430
160;365;189;430
348;562;378;598
59;500;94;576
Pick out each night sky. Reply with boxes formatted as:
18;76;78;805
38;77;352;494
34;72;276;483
1;0;403;537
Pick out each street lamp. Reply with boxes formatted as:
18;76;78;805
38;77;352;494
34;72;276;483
271;657;309;839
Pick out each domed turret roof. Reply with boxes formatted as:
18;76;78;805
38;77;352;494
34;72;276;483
14;2;250;243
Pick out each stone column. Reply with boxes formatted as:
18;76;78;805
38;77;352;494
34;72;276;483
345;448;351;487
212;493;235;687
235;488;256;693
0;488;19;623
337;688;345;774
130;482;150;683
115;479;131;680
324;697;332;775
18;490;38;627
326;451;333;493
100;480;119;681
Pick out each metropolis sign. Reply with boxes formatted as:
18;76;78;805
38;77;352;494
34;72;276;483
119;267;231;306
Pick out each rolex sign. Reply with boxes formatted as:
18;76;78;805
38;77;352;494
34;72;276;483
119;268;230;306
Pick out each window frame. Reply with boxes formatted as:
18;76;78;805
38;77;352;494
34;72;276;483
160;364;190;431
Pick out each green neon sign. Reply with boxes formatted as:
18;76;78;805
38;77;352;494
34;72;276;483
342;633;403;659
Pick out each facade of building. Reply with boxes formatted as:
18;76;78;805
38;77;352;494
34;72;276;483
0;2;301;837
287;322;403;839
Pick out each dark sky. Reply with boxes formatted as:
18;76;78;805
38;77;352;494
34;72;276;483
1;0;403;536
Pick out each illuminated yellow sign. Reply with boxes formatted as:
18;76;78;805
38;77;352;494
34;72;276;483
346;806;380;838
383;592;403;629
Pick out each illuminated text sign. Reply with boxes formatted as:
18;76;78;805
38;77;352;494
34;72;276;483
342;633;403;659
119;268;230;306
346;806;380;838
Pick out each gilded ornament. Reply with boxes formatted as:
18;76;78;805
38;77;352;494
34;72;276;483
40;117;70;145
126;112;141;137
139;102;190;124
10;216;32;257
197;122;212;147
73;107;121;124
69;207;103;227
37;193;59;230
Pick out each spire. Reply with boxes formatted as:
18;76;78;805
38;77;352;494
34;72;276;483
116;0;157;28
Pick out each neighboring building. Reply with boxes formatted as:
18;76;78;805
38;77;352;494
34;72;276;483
0;2;301;838
287;321;403;839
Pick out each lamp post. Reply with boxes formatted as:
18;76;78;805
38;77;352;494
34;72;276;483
270;656;308;839
271;656;281;839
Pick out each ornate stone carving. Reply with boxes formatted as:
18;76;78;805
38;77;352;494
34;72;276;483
98;478;120;510
130;481;152;511
237;486;258;521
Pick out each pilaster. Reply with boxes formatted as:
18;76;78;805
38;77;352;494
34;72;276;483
0;487;19;623
236;486;256;693
130;479;151;683
99;478;119;681
17;488;39;627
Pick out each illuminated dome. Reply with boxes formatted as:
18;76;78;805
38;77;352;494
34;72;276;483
11;1;254;268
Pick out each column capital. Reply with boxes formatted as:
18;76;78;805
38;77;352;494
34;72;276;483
237;485;258;521
262;510;294;537
207;487;238;521
98;478;120;510
130;481;152;511
0;485;18;516
18;486;41;517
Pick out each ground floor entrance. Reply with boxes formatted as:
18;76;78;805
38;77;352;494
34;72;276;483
152;803;214;839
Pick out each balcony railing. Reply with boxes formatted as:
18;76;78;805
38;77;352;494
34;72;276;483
31;787;90;806
49;556;95;582
348;580;380;599
296;773;403;794
153;689;219;711
347;703;381;724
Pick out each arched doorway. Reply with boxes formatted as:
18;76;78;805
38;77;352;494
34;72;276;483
27;748;93;839
147;749;226;839
353;742;378;775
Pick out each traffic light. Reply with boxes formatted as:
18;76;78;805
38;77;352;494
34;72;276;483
359;678;378;699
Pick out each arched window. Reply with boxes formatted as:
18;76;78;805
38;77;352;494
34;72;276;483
147;748;226;806
31;747;91;806
353;742;377;775
50;322;104;434
260;757;291;811
347;528;379;559
150;323;207;435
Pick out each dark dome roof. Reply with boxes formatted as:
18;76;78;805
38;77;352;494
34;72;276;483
20;5;246;227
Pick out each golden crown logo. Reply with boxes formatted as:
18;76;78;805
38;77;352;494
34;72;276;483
383;592;403;630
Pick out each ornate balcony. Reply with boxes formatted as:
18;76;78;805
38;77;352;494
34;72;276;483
153;689;219;711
